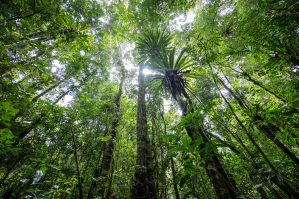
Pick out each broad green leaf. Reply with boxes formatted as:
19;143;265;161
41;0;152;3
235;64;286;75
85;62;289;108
191;138;202;151
182;136;192;148
281;132;288;142
1;114;11;122
274;133;282;141
244;169;249;176
159;135;174;140
40;167;47;174
167;153;177;157
99;136;112;141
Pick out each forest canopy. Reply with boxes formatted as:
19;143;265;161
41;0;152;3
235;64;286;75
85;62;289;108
0;0;299;198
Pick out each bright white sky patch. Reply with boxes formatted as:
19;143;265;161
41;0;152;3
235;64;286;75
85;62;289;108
172;11;195;31
143;68;153;74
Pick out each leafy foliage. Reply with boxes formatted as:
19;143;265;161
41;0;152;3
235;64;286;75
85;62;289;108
0;0;299;198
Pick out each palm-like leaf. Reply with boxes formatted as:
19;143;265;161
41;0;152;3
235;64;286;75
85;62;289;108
136;29;172;64
137;30;200;102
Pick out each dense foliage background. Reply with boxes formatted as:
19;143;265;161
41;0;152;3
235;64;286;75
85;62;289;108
0;0;299;198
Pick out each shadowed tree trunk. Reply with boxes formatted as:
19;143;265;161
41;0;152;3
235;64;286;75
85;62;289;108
171;85;238;198
70;121;84;199
241;71;286;102
131;65;157;199
87;133;107;198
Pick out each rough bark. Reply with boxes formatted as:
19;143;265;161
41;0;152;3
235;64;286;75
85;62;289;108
131;65;157;199
175;91;237;199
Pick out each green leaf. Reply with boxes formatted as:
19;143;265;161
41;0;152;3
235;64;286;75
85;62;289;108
288;136;296;145
244;169;249;176
2;102;11;110
99;136;112;141
159;134;174;141
9;148;22;151
167;153;177;157
1;114;11;122
5;140;12;145
168;146;188;152
281;132;288;142
274;133;282;141
191;138;202;151
182;136;192;148
40;167;47;174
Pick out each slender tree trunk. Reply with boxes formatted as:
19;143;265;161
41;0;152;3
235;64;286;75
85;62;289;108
104;157;115;199
97;66;125;198
87;142;106;198
131;65;157;199
70;122;84;199
217;86;298;198
242;71;286;102
32;70;76;103
170;157;180;199
219;77;299;166
53;90;71;105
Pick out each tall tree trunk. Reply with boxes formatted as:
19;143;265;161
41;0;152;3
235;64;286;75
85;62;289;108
97;66;125;198
174;91;237;199
170;157;180;199
104;157;115;199
131;65;157;199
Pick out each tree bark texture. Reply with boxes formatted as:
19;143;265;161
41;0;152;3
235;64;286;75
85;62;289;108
131;65;157;199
